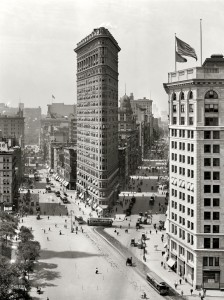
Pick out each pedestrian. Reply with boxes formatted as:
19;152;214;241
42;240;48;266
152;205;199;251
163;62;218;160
47;237;49;241
48;216;49;220
179;279;182;285
150;230;151;234
22;219;23;223
95;268;99;274
156;230;158;234
47;297;49;300
117;232;119;235
59;230;62;235
161;261;163;267
44;229;46;233
174;281;178;289
190;288;193;295
181;290;183;297
128;223;130;227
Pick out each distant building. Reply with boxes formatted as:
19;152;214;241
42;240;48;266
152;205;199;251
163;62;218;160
23;106;42;145
64;147;77;190
75;27;120;212
118;94;140;190
0;140;21;211
0;109;25;149
47;103;76;118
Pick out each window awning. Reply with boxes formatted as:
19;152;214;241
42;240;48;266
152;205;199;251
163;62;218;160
167;258;176;268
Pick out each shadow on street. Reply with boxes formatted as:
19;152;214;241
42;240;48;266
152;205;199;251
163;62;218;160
40;249;103;260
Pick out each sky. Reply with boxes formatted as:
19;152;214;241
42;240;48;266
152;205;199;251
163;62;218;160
0;0;224;114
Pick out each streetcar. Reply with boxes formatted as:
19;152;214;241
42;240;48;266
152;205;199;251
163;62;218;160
146;273;169;295
87;217;113;227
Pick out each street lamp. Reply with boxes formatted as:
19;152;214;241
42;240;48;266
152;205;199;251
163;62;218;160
70;210;74;233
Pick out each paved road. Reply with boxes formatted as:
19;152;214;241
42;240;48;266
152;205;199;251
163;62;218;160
21;215;164;300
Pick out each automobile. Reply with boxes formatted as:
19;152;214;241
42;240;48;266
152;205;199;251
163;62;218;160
45;186;51;192
75;215;84;224
139;212;143;216
62;196;68;203
55;191;60;197
64;192;68;196
130;238;136;246
50;183;55;187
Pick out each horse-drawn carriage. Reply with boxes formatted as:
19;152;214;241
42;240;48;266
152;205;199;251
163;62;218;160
126;257;133;266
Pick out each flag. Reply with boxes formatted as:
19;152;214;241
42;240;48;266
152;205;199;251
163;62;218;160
176;51;187;63
176;37;197;61
52;95;55;99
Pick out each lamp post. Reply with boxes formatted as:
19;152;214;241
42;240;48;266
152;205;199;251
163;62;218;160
70;210;74;233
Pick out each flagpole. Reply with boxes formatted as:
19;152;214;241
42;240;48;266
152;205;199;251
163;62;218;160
175;33;177;72
200;19;202;66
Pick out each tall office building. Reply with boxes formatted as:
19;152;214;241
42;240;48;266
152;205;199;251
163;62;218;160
74;27;120;210
164;54;224;290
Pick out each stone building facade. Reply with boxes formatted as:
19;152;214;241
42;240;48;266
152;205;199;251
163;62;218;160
74;27;120;209
164;54;224;289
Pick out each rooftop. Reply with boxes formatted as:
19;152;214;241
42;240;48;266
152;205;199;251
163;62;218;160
74;27;121;52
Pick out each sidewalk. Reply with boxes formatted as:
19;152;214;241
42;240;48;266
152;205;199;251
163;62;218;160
103;215;223;300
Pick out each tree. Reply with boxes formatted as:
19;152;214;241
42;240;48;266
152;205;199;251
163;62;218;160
18;226;34;243
17;240;40;262
0;255;20;299
0;222;16;245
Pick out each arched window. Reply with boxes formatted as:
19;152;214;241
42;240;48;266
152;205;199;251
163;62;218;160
205;90;218;99
180;92;185;100
189;91;193;99
172;93;176;101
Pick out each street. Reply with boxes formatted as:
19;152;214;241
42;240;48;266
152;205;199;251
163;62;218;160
21;215;164;300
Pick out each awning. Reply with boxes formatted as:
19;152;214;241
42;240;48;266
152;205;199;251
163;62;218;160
64;182;69;187
164;242;167;248
167;258;176;268
88;199;93;205
93;203;97;209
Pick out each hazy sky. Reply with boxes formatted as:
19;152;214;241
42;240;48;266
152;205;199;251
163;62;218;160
0;0;224;114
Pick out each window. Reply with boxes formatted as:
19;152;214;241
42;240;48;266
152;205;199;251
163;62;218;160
173;105;177;112
213;212;220;220
204;212;211;220
204;131;211;139
213;158;220;166
181;104;185;112
180;92;185;100
173;117;177;124
205;90;218;99
204;238;210;249
204;172;211;180
203;257;208;266
204;158;211;166
213;185;220;193
213;225;219;233
189;104;194;112
205;104;219;112
172;93;177;100
189;117;194;125
213;238;219;249
205;117;218;126
189;91;193;99
204;225;211;233
213;131;220;139
213;145;220;153
213;172;220;180
204;185;211;193
213;198;220;206
181;117;185;125
204;145;211;153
